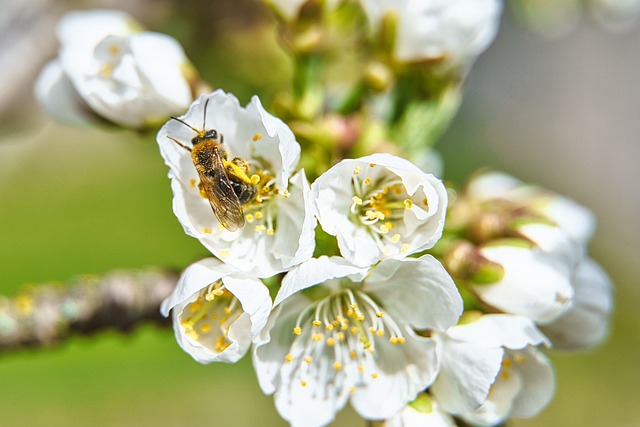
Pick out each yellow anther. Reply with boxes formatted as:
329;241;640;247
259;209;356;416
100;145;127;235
250;174;261;185
211;313;218;321
304;356;313;364
502;358;512;368
266;228;275;236
401;244;410;254
256;195;263;203
501;370;510;380
246;214;254;223
350;386;356;394
189;178;197;188
337;332;345;341
282;189;290;198
255;212;263;220
218;223;226;231
293;327;302;335
350;351;358;360
202;228;212;234
333;362;343;371
383;221;393;228
403;199;413;209
380;224;389;234
349;303;358;309
514;354;526;364
391;234;401;243
326;324;334;331
371;372;379;379
301;381;308;387
326;338;336;347
423;198;429;208
363;178;371;185
200;323;212;333
357;364;364;372
223;306;232;315
204;292;215;302
352;196;363;205
397;337;406;344
189;301;202;313
376;330;384;337
377;212;386;220
356;314;365;321
353;166;361;175
219;249;230;258
369;327;376;334
313;320;322;327
187;330;199;340
350;326;358;335
375;311;383;318
312;333;324;342
255;225;267;233
390;337;398;344
369;163;376;168
285;354;294;362
252;133;263;141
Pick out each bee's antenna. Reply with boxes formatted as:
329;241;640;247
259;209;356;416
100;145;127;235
203;98;210;130
166;136;192;152
169;116;199;133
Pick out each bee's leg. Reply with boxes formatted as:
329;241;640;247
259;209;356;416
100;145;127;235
230;179;257;205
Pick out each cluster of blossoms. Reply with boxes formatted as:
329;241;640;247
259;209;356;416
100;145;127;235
34;3;614;427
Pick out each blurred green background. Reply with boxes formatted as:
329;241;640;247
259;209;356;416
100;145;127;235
0;1;638;426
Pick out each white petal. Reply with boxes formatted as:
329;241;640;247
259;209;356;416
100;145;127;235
446;314;549;350
538;194;596;245
509;348;555;418
516;222;584;268
223;276;273;340
34;60;93;125
541;258;613;349
475;245;574;323
350;329;438;420
365;256;462;331
247;95;301;189
56;9;138;48
275;257;368;306
388;398;457;427
430;337;503;414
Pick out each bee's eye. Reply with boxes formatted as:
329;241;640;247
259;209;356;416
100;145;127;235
191;137;199;145
205;130;218;140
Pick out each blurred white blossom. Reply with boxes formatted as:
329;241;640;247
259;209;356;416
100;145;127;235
253;255;462;427
157;90;316;278
161;258;272;363
312;153;447;267
35;9;195;129
360;0;503;68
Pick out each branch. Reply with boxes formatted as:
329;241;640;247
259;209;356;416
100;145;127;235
0;268;178;354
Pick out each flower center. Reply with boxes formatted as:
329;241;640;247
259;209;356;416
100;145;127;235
178;280;242;353
349;164;419;254
284;287;407;391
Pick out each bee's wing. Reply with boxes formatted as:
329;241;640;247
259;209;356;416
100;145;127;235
198;151;246;232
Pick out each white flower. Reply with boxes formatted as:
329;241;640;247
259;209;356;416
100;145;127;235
360;0;503;67
253;255;462;427
160;258;272;363
157;90;316;278
473;241;574;324
312;153;447;267
430;314;549;417
541;258;614;349
35;9;194;128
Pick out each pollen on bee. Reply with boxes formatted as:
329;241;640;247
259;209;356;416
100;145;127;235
252;133;263;142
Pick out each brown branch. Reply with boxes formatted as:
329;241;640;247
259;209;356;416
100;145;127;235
0;268;178;353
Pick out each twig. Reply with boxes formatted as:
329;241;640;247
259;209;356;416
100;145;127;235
0;268;178;353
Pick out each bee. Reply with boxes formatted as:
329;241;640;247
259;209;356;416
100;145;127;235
166;99;257;232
